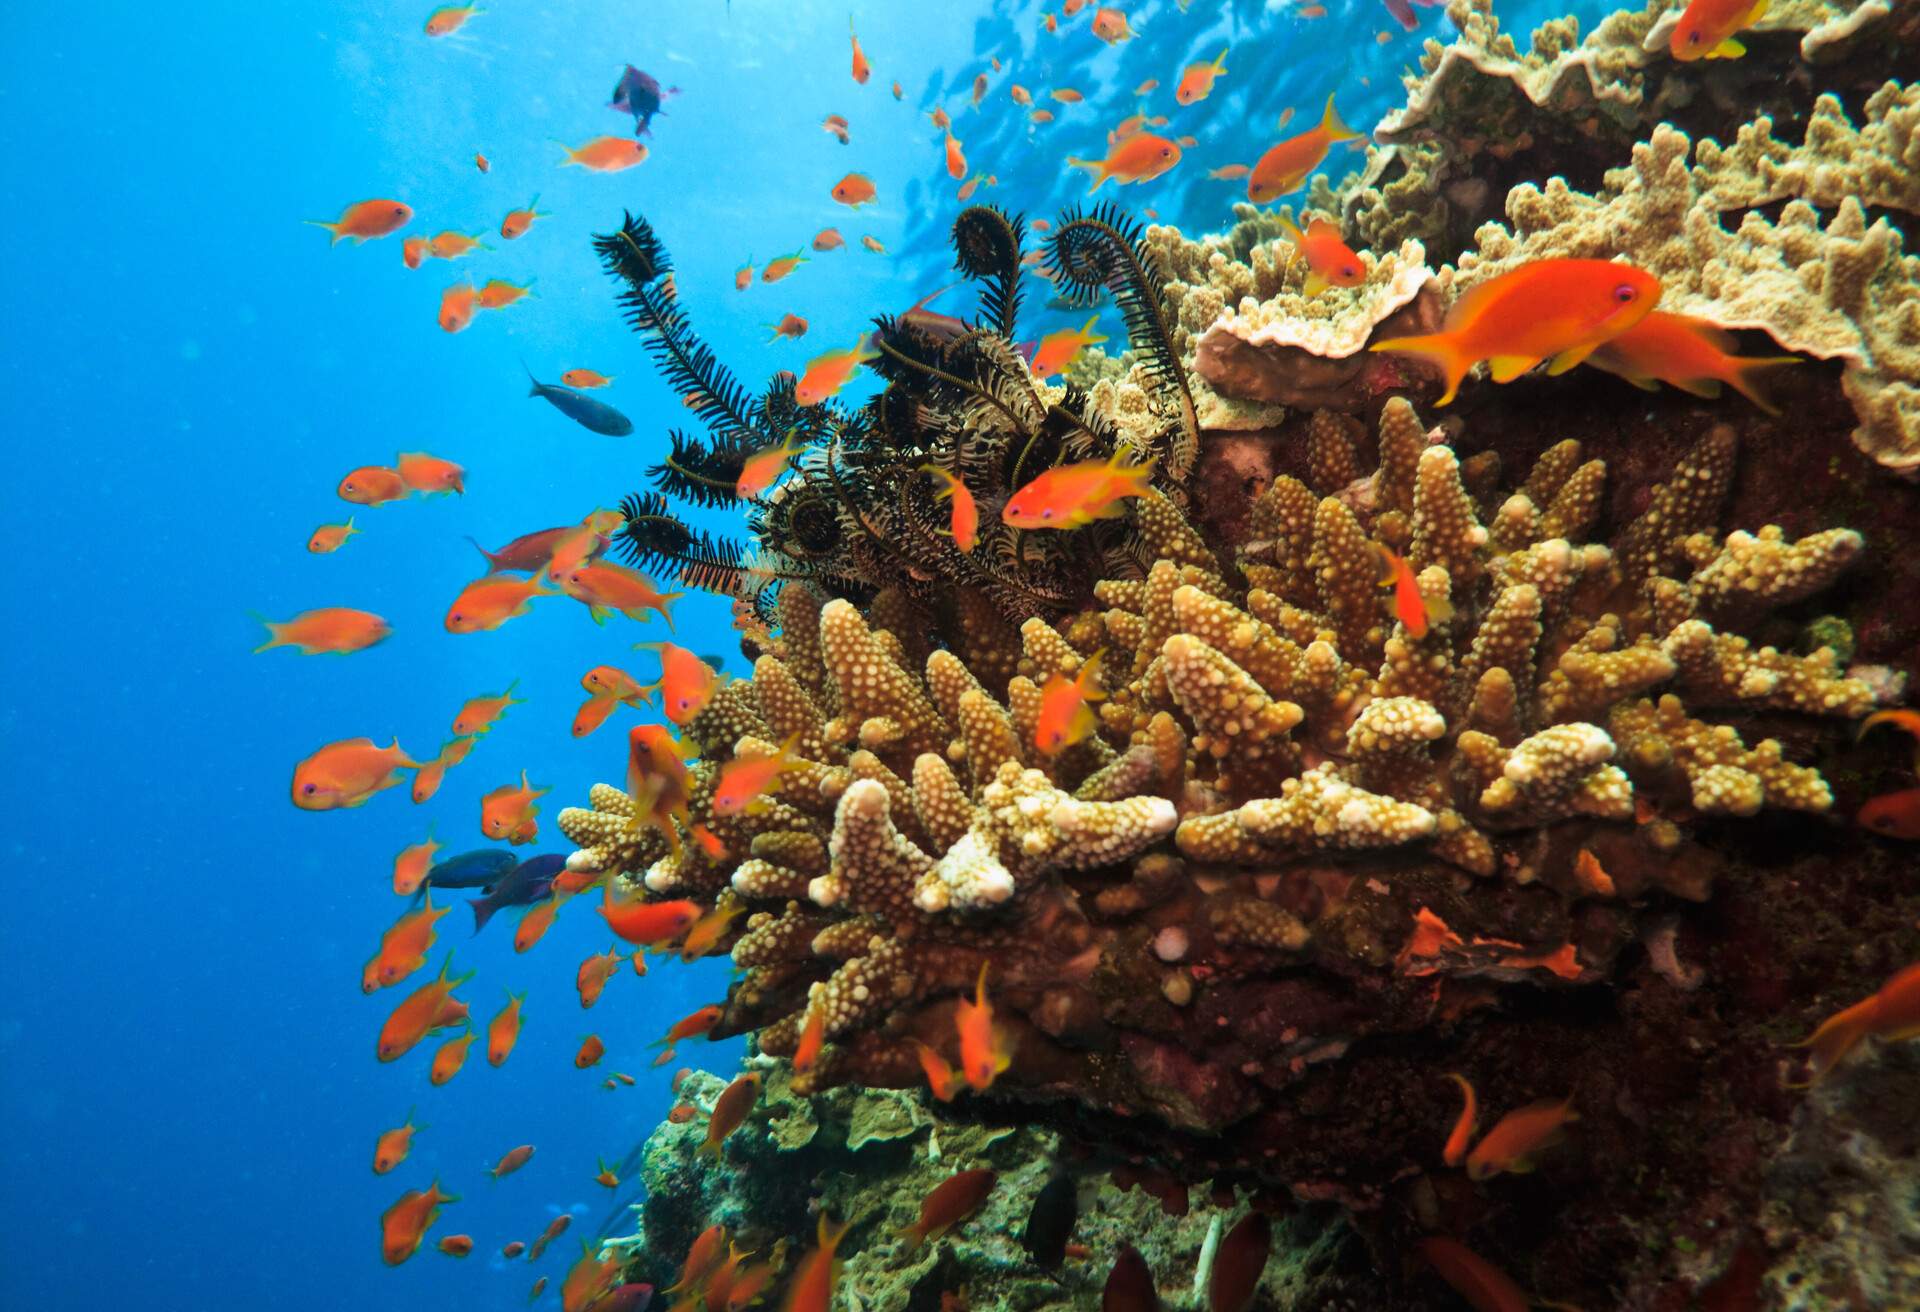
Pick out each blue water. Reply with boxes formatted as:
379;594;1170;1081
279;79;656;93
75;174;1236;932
1;1;1609;1307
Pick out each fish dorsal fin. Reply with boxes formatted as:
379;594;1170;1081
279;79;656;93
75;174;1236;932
1488;354;1541;383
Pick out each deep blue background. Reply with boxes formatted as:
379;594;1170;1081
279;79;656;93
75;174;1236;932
0;1;1605;1307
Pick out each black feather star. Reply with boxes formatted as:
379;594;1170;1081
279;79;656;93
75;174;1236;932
951;204;1027;340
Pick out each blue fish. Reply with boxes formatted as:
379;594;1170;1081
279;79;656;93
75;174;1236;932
609;66;678;137
469;854;568;935
525;363;634;437
423;848;518;890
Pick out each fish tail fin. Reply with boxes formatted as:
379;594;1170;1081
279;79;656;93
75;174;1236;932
251;615;284;654
1066;156;1109;192
1725;355;1800;415
1788;997;1878;1086
1369;330;1471;406
1321;93;1361;141
388;738;426;770
1080;313;1108;344
1079;648;1108;702
1274;210;1306;245
303;219;343;243
1214;45;1230;71
469;897;494;935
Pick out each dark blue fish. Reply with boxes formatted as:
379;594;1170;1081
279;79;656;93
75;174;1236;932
469;853;567;935
526;364;634;437
1022;1166;1077;1270
609;66;678;137
424;848;518;890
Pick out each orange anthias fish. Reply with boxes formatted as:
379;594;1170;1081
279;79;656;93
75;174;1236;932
574;665;655;738
254;608;391;656
373;1109;425;1173
1376;545;1452;638
1790;961;1920;1084
427;230;487;259
514;894;568;953
821;113;851;144
1029;316;1109;378
403;235;430;268
560;137;649;171
830;173;877;207
306;198;412;245
486;992;526;1067
1415;1237;1529;1312
1277;213;1367;295
565;561;683;627
490;1143;535;1179
625;723;697;850
1035;650;1107;756
410;739;472;805
945;129;968;180
381;1180;456;1265
795;338;880;406
1011;83;1033;105
377;954;473;1061
363;890;448;992
921;465;979;551
729;1259;776;1311
561;368;613;388
767;313;809;343
577;1035;606;1068
444;574;550;633
955;963;1014;1091
423;5;481;36
594;1158;620;1189
812;228;846;251
794;1007;826;1072
428;1026;476;1085
1464;1095;1579;1180
294;737;420;811
1002;450;1157;530
1371;259;1662;405
763;249;809;283
1247;94;1363;203
849;18;871;84
1209;163;1250;180
700;1072;762;1158
577;946;626;1007
1067;134;1182;192
671;903;747;963
599;884;703;946
501;196;547;239
972;73;988;107
452;682;524;737
438;283;479;333
439;1234;475;1257
481;770;548;844
909;1040;966;1102
532;1214;573;1260
736;434;807;499
780;1214;850;1312
478;278;534;310
1210;1212;1272;1312
307;517;359;553
1032;108;1056;124
900;1169;997;1251
658;1004;725;1047
395;450;466;495
1671;0;1770;60
391;833;444;900
862;235;887;254
1583;310;1797;413
1091;7;1136;43
735;261;754;291
1176;47;1229;104
713;736;806;817
338;465;410;506
543;511;624;582
666;1224;730;1296
1052;87;1084;103
1442;1073;1478;1167
691;824;729;861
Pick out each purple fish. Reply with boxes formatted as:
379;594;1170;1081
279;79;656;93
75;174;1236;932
594;1285;654;1312
609;66;679;137
468;854;566;935
1381;0;1443;31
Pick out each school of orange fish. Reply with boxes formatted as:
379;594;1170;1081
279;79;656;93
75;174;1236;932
281;1;1910;1309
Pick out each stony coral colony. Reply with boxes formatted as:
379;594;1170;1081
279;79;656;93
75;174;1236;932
556;1;1920;1306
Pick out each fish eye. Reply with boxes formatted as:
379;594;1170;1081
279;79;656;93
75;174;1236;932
1686;29;1701;44
303;783;317;794
1040;508;1053;520
1614;283;1638;303
1344;265;1360;277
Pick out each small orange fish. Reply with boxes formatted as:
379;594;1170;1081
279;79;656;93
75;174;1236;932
438;282;479;333
920;465;979;551
294;737;420;811
795;337;880;406
1790;961;1920;1083
1109;110;1148;145
380;1180;456;1265
763;249;809;284
306;198;413;245
594;1158;620;1189
892;80;903;99
560;137;649;171
410;738;473;805
427;230;487;259
955;963;1014;1091
700;1072;762;1158
481;770;548;844
478;277;534;309
821;113;851;144
1176;134;1198;147
254;607;391;656
487;992;527;1067
1035;650;1107;755
444;573;550;633
900;1169;996;1251
972;73;988;107
1584;310;1797;412
691;823;729;860
402;234;429;267
1465;1095;1578;1180
514;894;568;953
391;833;443;901
542;512;622;584
531;1276;549;1300
1135;77;1159;95
1277;213;1367;294
439;1234;474;1258
672;902;748;963
1441;1073;1477;1167
599;884;702;946
377;954;473;1062
501;195;548;239
794;1007;826;1072
473;150;490;172
1051;88;1083;103
944;129;968;180
861;234;887;254
490;1143;535;1179
576;946;626;1008
766;313;809;343
393;450;466;496
532;1214;572;1260
625;723;697;851
659;1004;725;1046
1415;1237;1527;1312
1247;94;1363;203
780;1214;849;1312
1300;2;1327;14
909;1039;966;1101
364;888;446;991
551;866;604;897
308;517;359;553
561;368;613;388
1672;0;1770;60
1031;108;1055;124
849;18;871;84
1373;259;1662;405
1091;6;1135;43
428;1026;476;1085
1176;47;1229;104
338;465;410;506
453;682;524;737
812;228;846;251
734;261;754;291
423;5;481;36
1376;545;1452;638
1068;133;1181;192
1010;83;1032;105
713;735;805;817
574;666;654;738
373;1109;425;1173
1209;163;1250;179
831;173;876;207
565;561;683;627
1002;450;1156;530
736;434;807;499
668;1225;730;1296
503;1242;525;1259
576;1034;606;1068
1030;315;1109;378
1043;11;1059;33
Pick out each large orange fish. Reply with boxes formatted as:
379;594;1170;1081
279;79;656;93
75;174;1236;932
700;1072;761;1158
599;884;702;946
560;137;649;171
377;954;473;1061
900;1169;996;1250
487;991;527;1066
1176;47;1229;104
428;1026;476;1085
1276;214;1367;295
444;574;550;633
945;129;967;181
389;833;443;898
306;199;412;245
564;561;683;626
712;735;805;817
1002;451;1157;530
293;737;420;810
577;1035;606;1069
1029;316;1109;378
501;196;548;240
766;313;809;343
1035;650;1107;755
635;643;720;724
780;1214;849;1312
1247;95;1362;203
1091;6;1135;42
1371;260;1662;405
380;1180;456;1265
666;1224;730;1296
955;963;1014;1091
254;608;391;656
1671;0;1770;60
625;723;697;851
372;1109;424;1174
1067;134;1182;192
363;891;447;992
306;517;359;553
830;173;877;207
762;248;809;283
658;1004;726;1047
481;770;548;844
452;682;524;737
812;228;846;251
1790;961;1920;1084
338;465;409;506
1583;310;1796;412
920;465;979;551
402;235;430;268
1464;1095;1578;1180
